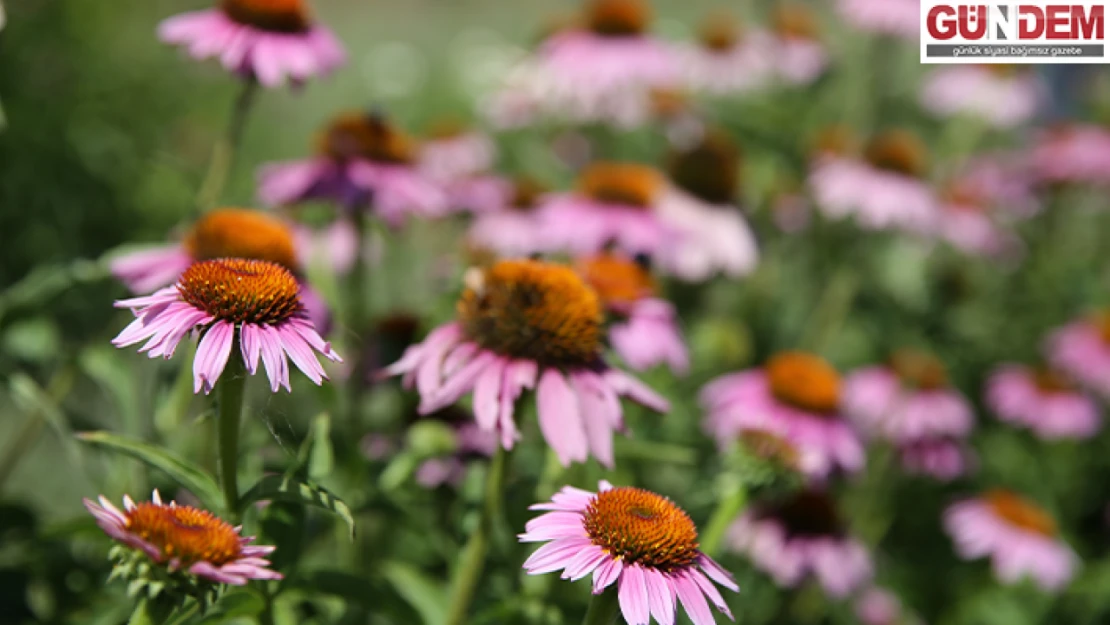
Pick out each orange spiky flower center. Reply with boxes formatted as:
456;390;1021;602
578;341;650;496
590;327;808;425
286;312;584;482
699;12;741;51
889;349;949;391
586;0;651;37
509;176;547;212
773;5;819;40
125;502;242;566
985;490;1057;537
317;113;415;165
1033;367;1076;394
578;162;663;208
583;487;700;572
669;129;741;205
184;209;298;271
766;351;841;415
576;253;656;308
221;0;311;33
178;259;302;326
765;490;844;537
739;429;800;471
457;259;603;366
865;130;929;177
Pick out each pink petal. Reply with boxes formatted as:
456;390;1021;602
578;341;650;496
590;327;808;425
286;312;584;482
193;321;235;395
537;369;589;466
618;565;651;625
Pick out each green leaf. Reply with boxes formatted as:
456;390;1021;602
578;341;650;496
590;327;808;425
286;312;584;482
287;570;376;607
10;371;80;464
77;431;223;512
196;590;264;624
380;561;448;625
238;474;355;540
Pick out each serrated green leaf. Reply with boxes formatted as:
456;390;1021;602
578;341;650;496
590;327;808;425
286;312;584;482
238;474;354;540
380;561;448;625
77;431;222;512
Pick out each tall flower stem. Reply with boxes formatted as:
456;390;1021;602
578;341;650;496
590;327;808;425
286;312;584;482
215;355;248;523
196;79;259;213
581;587;621;625
345;209;370;427
701;477;747;557
444;446;509;625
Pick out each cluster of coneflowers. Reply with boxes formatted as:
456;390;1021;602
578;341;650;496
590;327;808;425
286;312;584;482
72;0;1110;623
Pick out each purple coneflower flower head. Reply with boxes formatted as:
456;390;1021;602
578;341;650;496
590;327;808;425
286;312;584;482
701;351;865;480
258;112;447;223
1048;311;1110;399
158;0;345;88
936;183;1024;260
418;120;497;185
726;490;873;598
763;5;829;85
383;259;669;467
945;490;1078;591
679;13;772;96
576;253;689;375
521;481;739;625
84;490;281;586
462;176;550;258
921;66;1045;129
855;587;921;625
1028;124;1110;185
113;258;341;394
898;436;975;481
837;0;921;40
291;217;360;276
986;364;1101;440
810;129;939;234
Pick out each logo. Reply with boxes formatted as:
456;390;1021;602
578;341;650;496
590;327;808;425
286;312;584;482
921;1;1108;63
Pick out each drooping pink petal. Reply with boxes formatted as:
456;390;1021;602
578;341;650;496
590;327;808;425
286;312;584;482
193;321;235;394
537;369;589;466
618;564;651;625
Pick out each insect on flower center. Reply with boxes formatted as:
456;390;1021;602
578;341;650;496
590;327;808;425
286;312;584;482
583;487;700;572
126;502;242;565
578;162;663;209
699;13;741;51
767;490;844;537
766;351;841;416
888;349;948;391
1033;367;1075;394
318;113;415;165
669;129;741;205
221;0;311;33
773;4;819;40
586;0;650;37
985;490;1057;537
576;253;656;309
457;260;603;366
178;259;302;326
865;130;929;177
184;209;298;271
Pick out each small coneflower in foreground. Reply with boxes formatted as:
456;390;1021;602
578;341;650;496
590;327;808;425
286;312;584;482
577;253;689;375
701;351;865;479
921;66;1044;129
986;365;1101;440
84;491;281;587
1048;311;1110;399
1028;124;1110;185
521;481;738;625
726;490;873;598
464;176;550;258
158;0;345;88
945;490;1077;591
837;0;922;40
113;258;341;394
383;259;669;467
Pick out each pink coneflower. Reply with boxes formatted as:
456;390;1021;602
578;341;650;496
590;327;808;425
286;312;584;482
899;436;974;481
1048;311;1110;398
986;365;1100;439
701;351;865;479
521;481;738;625
418;120;497;185
810;130;938;234
837;0;921;40
291;217;360;276
922;66;1044;129
464;177;550;259
415;421;499;488
577;253;689;375
680;13;771;96
936;184;1023;260
1028;124;1110;185
113;258;341;394
258;112;447;224
726;490;873;598
945;490;1077;590
761;5;829;86
537;162;758;281
855;588;919;625
383;259;669;467
158;0;345;88
84;490;281;585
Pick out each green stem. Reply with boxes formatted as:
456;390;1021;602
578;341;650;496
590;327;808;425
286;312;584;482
800;268;858;353
444;447;509;625
581;587;621;625
196;80;259;213
700;479;747;558
216;355;248;523
345;210;370;428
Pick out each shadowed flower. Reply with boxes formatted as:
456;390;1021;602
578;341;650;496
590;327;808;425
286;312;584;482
1028;124;1110;185
258;111;447;224
415;421;499;489
84;490;281;586
113;258;341;394
1048;311;1110;399
945;490;1077;591
383;259;669;467
837;0;921;40
418;119;497;185
936;173;1027;260
922;66;1045;128
701;351;865;479
679;12;771;96
726;490;873;597
158;0;345;88
899;436;975;480
986;365;1101;440
577;253;689;374
521;481;738;625
464;176;550;258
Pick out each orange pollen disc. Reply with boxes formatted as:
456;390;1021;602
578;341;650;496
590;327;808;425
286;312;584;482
766;351;841;415
985;490;1057;536
221;0;311;33
125;502;242;565
740;429;800;471
668;129;741;205
812;125;859;158
178;259;301;325
865;130;929;177
1095;311;1110;344
1032;367;1075;394
576;253;656;308
457;259;603;366
184;209;298;271
699;13;741;51
509;176;547;212
888;349;948;390
773;5;819;40
583;487;700;572
578;162;663;208
317;113;415;165
586;0;651;36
